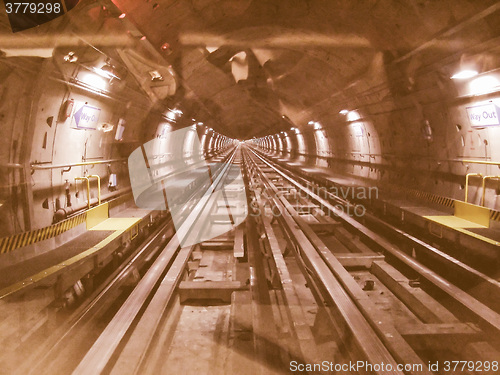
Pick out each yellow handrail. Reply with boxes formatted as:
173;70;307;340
461;159;500;166
75;177;90;209
88;175;101;205
481;175;500;206
465;173;483;203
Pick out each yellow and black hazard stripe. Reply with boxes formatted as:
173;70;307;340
405;188;455;208
0;212;87;255
490;210;500;222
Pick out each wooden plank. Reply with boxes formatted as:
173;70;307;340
309;223;340;234
371;261;459;324
465;341;500;362
234;228;245;258
334;253;385;268
229;290;255;375
333;226;373;254
398;323;481;351
179;281;244;303
201;241;234;250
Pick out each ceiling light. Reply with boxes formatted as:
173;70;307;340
118;13;126;19
98;123;114;133
80;72;107;91
63;51;78;63
149;70;163;82
347;110;361;122
469;75;500;95
339;109;349;115
451;70;478;79
94;61;120;80
308;121;315;125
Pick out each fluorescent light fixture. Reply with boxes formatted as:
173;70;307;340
347;110;361;122
165;108;182;121
451;70;478;79
149;70;163;82
94;62;120;80
63;51;78;63
469;75;500;95
339;109;349;115
98;123;114;133
80;72;107;91
308;121;315;125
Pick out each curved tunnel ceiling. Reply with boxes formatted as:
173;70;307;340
109;0;500;139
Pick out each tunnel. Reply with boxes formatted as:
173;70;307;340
1;1;500;374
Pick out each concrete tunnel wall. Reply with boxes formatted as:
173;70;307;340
0;51;233;236
253;68;500;213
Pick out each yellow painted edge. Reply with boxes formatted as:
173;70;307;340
455;227;500;246
86;203;109;230
424;216;500;246
0;229;125;299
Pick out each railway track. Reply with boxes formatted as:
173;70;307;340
1;147;239;375
9;144;500;375
243;146;500;374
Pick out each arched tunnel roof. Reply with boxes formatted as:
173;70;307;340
109;0;500;139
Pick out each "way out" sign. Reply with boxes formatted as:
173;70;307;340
466;103;500;128
71;103;101;130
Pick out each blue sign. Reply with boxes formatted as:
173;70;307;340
72;104;101;130
466;103;500;128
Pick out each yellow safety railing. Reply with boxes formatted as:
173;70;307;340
481;175;500;206
76;175;102;208
460;159;500;166
465;173;482;203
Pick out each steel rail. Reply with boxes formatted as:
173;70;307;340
72;147;241;375
109;148;241;375
243;148;408;375
256;148;500;312
249;147;500;336
19;218;173;375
